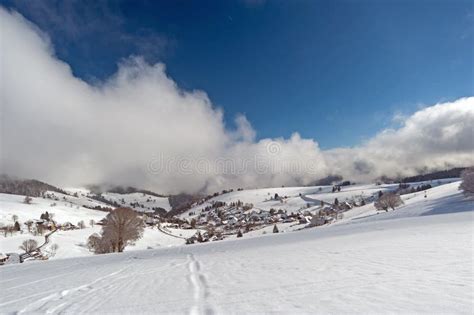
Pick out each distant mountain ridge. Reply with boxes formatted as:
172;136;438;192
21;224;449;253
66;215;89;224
310;167;468;186
0;175;67;197
400;167;467;183
86;184;167;198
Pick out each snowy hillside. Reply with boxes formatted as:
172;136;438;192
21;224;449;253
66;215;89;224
101;192;171;213
0;193;107;226
63;188;171;213
0;191;185;260
0;179;472;314
181;178;459;219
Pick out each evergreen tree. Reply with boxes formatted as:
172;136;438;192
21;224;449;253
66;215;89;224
196;232;203;242
273;224;279;233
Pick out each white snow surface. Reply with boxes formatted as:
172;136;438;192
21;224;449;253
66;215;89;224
0;180;473;314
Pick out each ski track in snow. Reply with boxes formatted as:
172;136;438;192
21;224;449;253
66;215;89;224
16;266;131;314
187;253;214;315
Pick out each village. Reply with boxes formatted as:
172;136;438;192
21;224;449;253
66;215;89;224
155;189;367;244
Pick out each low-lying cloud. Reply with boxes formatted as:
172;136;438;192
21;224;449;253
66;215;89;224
1;8;473;194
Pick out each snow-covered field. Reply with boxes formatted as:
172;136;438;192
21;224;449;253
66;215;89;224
0;180;472;314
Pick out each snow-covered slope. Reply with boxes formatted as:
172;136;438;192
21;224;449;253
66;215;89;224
0;180;472;314
63;187;171;213
101;192;171;212
335;181;470;224
0;193;107;225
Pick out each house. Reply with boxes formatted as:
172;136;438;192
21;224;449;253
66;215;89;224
309;216;326;227
339;201;353;211
60;222;77;230
227;217;238;225
298;216;309;224
144;217;155;226
96;218;108;226
248;212;261;222
0;253;8;265
324;216;336;224
181;223;192;229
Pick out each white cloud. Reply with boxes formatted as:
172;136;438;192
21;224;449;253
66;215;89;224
1;7;473;193
324;97;474;181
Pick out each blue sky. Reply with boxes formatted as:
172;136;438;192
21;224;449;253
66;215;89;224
2;0;473;148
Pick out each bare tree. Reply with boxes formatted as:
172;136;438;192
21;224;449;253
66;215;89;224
19;239;38;253
12;214;18;223
375;192;404;211
36;223;44;235
102;207;144;252
45;243;59;258
23;196;32;204
77;220;86;229
89;219;95;227
25;220;33;233
459;168;474;197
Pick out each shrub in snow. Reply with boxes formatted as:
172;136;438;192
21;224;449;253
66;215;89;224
375;193;404;212
459;168;474;197
236;230;243;238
